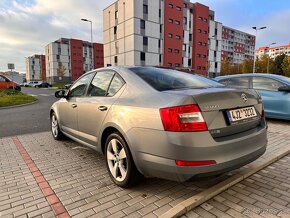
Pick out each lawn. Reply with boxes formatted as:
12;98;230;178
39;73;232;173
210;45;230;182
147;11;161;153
0;90;37;107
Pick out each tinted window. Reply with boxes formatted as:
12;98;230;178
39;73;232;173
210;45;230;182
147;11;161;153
107;74;125;97
227;77;249;88
69;73;94;97
0;76;6;82
87;71;115;96
253;77;284;91
130;67;223;91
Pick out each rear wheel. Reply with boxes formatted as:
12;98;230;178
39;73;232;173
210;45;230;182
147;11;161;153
105;132;143;187
51;112;64;140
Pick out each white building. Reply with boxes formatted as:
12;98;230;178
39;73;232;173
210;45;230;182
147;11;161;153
25;54;46;81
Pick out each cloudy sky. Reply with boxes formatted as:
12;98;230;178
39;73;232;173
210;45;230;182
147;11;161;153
1;0;290;73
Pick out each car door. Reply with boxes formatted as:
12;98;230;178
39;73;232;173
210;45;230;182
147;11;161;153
58;72;94;137
252;76;285;118
77;71;125;145
0;75;7;89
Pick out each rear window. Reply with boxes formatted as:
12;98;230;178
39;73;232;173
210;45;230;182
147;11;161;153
129;67;223;91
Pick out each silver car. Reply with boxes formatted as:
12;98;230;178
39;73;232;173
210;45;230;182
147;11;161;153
51;67;267;187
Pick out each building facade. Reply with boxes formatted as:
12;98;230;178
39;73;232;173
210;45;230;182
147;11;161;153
256;43;290;59
103;0;222;77
25;55;46;81
45;38;104;83
221;26;255;65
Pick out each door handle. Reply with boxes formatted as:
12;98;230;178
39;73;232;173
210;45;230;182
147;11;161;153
71;104;77;108
98;106;108;111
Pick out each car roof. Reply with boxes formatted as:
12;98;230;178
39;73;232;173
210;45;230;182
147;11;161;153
215;73;290;84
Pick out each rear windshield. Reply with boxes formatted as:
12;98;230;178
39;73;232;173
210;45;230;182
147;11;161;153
129;67;223;91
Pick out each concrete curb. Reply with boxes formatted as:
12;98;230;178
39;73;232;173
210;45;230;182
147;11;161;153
0;99;38;110
160;147;290;218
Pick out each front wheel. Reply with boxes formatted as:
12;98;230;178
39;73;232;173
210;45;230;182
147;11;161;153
51;112;64;140
105;132;143;187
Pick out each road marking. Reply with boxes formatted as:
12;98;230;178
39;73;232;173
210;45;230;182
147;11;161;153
12;136;71;218
29;94;37;96
39;94;51;96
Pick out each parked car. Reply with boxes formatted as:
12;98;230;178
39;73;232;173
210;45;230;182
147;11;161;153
35;82;52;88
24;81;42;87
0;74;21;91
51;67;267;187
215;74;290;120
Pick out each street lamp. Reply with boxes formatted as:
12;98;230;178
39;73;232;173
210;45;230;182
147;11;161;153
267;42;276;73
81;18;93;70
252;26;266;73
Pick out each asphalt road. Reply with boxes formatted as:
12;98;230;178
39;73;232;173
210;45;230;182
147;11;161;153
0;87;59;137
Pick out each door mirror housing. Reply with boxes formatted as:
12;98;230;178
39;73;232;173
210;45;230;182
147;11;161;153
278;85;290;92
55;90;67;98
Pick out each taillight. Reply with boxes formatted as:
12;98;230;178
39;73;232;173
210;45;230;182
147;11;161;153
159;104;208;132
175;160;216;167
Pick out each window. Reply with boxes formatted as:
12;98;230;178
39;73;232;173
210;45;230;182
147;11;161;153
115;11;118;19
204;18;208;22
198;29;202;33
189;34;192;41
203;54;206;58
175;63;180;67
141;52;145;61
87;71;115;97
197;66;201;70
188;59;191;66
143;4;148;14
143;37;148;46
198;16;202;20
114;56;118;63
159;54;162;63
253;77;283;91
107;74;125;97
114;26;117;34
168;63;172;67
169;4;173;8
168;33;173;38
176;6;181;11
168;48;172;53
202;66;206;70
174;49;179;53
69;73;94;97
215;62;218;68
176;35;181;40
183;17;187;24
197;54;201;57
175;20;180;25
204;30;207;34
169;19;173;23
184;3;187;8
159;9;161;17
214;51;217;57
183;44;186;51
160;24;162;33
198;41;202;45
158;40;161;48
140;20;145;29
56;55;60;60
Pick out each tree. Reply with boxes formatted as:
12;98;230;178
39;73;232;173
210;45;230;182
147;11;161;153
282;56;290;77
220;59;231;75
255;55;268;73
274;54;286;75
57;63;66;80
240;59;253;74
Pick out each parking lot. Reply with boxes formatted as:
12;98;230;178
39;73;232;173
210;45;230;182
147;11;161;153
1;120;290;218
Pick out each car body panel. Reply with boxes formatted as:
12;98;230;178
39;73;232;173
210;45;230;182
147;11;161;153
215;73;290;120
0;74;20;91
51;67;267;182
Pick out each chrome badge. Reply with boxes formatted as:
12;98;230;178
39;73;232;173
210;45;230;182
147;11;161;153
241;93;248;103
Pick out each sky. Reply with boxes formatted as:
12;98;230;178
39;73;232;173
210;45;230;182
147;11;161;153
0;0;290;73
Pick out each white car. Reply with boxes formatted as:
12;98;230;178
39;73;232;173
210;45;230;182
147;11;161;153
24;81;42;87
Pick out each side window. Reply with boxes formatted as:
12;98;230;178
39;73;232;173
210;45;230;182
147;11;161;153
253;77;283;91
69;73;94;97
218;79;228;86
0;76;5;82
87;71;115;97
228;77;249;88
107;74;125;97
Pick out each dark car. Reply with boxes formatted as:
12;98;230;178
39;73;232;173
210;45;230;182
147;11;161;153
35;82;52;88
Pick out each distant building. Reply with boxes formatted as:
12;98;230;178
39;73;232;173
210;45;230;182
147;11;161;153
221;26;255;65
256;43;290;59
103;0;222;77
25;54;46;81
45;38;104;83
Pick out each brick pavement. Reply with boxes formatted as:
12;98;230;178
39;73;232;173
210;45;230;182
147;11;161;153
0;120;289;218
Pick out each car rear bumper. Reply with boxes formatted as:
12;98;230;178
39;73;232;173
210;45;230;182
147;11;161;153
127;122;267;182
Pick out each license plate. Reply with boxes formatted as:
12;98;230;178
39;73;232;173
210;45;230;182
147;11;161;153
227;106;257;123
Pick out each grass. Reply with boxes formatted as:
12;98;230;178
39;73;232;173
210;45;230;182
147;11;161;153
52;82;67;89
0;90;37;107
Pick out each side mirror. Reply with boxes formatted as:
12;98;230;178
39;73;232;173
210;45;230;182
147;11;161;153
55;90;67;98
278;85;290;92
65;84;72;89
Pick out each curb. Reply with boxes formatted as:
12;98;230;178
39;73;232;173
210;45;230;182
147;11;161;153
0;100;38;110
160;147;290;218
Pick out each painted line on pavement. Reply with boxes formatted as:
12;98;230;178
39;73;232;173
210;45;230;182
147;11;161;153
12;136;71;218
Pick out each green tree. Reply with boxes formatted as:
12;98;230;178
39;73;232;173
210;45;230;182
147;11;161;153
255;55;268;73
282;56;290;77
274;54;286;75
240;59;253;74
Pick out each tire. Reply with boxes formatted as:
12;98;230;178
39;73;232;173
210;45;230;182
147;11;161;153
105;132;143;187
51;112;64;140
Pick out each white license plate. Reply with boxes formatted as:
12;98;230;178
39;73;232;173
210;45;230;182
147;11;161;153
227;106;257;123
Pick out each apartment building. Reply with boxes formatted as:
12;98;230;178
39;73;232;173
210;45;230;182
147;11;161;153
45;38;104;83
256;43;290;59
221;26;255;65
25;54;46;81
103;0;222;77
